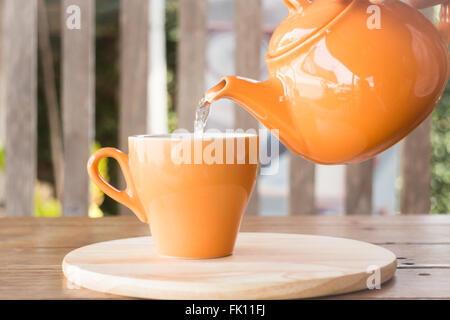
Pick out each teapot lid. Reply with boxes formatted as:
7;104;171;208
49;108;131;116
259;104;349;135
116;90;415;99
268;0;352;58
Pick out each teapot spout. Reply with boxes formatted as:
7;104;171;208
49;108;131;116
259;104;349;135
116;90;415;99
204;76;286;130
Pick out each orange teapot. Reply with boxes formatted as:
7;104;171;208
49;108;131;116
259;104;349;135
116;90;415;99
205;0;450;164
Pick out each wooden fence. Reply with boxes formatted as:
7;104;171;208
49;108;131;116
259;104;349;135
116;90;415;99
0;0;433;217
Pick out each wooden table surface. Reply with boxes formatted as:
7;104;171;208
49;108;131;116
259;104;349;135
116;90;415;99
1;215;450;300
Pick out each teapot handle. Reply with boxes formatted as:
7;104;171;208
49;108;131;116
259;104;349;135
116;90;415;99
438;3;450;43
374;0;450;44
402;0;450;43
405;0;449;9
283;0;311;13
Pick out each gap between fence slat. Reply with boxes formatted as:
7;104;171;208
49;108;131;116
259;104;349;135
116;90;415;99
38;0;64;203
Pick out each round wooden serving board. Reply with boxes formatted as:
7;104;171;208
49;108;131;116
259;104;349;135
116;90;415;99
62;233;397;299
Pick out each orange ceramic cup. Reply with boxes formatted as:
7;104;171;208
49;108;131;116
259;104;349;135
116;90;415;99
87;133;258;259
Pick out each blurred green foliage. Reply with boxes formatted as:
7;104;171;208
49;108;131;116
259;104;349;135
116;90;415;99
166;0;178;117
35;183;61;218
431;83;450;214
0;145;4;172
33;142;109;218
94;0;120;214
89;142;108;218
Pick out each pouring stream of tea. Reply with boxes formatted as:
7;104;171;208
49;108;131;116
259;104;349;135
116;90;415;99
194;97;211;135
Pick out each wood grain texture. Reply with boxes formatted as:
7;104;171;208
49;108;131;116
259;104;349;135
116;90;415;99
290;154;315;215
399;8;435;215
0;0;4;144
119;0;150;152
0;0;5;215
234;0;262;215
3;244;449;269
62;233;397;299
3;265;450;300
177;0;207;130
234;0;261;131
118;0;151;215
328;268;450;300
61;0;95;216
2;0;38;216
1;216;450;299
345;160;374;215
401;117;432;214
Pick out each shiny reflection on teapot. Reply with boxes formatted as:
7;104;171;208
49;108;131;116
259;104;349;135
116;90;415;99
205;0;449;164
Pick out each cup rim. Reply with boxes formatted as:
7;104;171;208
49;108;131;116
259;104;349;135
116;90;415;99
129;133;258;140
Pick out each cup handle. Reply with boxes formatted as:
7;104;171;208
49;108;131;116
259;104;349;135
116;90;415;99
87;147;147;223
